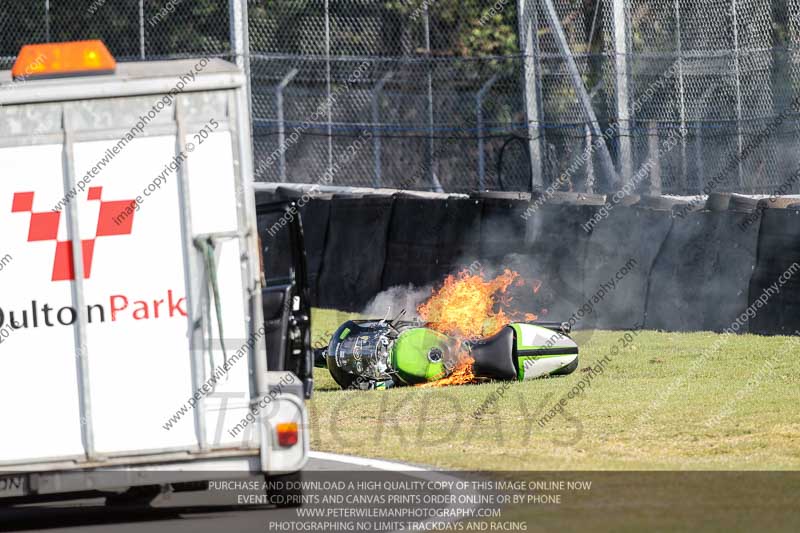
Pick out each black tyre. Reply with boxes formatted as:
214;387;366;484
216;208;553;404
327;360;358;390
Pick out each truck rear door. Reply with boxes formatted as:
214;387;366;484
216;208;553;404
0;48;265;469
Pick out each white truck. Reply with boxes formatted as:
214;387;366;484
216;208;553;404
0;41;310;505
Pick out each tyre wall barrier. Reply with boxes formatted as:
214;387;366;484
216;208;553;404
299;197;331;301
256;189;332;305
521;204;599;324
480;198;528;260
644;211;760;332
704;211;762;332
749;208;800;335
587;207;673;330
381;197;482;290
316;196;394;310
256;190;797;335
435;197;483;282
646;212;723;332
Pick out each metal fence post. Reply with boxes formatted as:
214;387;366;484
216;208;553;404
45;0;51;42
647;121;661;195
229;0;252;125
230;0;245;68
674;0;688;192
584;124;595;193
423;6;442;192
139;0;146;59
477;74;500;190
542;0;618;187
324;0;334;180
276;69;299;182
517;0;544;190
731;0;745;189
372;71;394;188
696;121;704;192
612;0;633;186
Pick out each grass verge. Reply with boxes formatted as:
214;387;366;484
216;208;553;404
309;308;800;470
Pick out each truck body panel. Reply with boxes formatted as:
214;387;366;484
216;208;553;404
0;58;306;498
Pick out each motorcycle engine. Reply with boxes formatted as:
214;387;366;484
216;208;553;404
326;320;399;389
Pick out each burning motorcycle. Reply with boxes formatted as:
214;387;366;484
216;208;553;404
315;317;578;390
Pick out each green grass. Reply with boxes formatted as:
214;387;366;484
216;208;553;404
309;308;800;470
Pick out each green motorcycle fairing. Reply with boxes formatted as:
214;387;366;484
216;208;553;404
324;320;578;390
389;328;459;385
509;323;579;379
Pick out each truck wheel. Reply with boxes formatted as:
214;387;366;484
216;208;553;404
265;471;303;508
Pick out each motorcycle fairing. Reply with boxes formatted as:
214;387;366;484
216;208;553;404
510;323;579;379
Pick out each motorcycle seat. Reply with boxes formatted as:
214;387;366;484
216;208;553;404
469;326;517;380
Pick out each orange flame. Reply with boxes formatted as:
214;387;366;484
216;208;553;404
418;356;475;388
418;268;523;340
416;267;541;387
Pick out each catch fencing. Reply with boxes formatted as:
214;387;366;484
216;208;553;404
2;0;800;195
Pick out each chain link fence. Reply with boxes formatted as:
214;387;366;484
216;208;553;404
0;1;232;65
601;0;783;195
2;1;800;195
247;0;529;192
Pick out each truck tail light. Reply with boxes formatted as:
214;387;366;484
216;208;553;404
13;40;116;81
276;422;299;447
